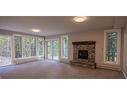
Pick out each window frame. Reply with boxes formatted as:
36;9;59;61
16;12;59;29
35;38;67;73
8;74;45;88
45;38;59;61
0;34;13;65
61;35;68;59
104;29;121;65
13;34;40;59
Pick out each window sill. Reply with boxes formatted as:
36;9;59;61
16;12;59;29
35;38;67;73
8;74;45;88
14;56;38;60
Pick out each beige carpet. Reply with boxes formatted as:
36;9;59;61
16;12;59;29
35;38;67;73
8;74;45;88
0;60;125;79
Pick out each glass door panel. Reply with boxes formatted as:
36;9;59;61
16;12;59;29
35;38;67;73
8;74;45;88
47;41;52;59
47;39;59;61
52;40;59;60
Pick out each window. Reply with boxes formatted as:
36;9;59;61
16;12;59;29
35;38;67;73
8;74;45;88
47;41;52;59
14;35;42;58
61;35;68;58
104;29;121;64
38;37;44;57
106;32;117;62
15;36;22;58
30;37;36;56
52;40;59;60
0;35;12;66
22;36;36;57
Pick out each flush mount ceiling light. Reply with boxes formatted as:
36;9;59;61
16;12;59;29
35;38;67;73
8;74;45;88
73;16;87;22
32;29;40;32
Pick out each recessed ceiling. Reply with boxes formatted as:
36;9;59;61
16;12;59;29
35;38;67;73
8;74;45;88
0;16;115;36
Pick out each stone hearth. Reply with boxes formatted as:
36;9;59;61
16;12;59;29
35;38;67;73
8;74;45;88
70;41;96;68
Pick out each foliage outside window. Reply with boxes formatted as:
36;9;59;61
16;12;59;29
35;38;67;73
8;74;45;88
0;36;11;57
38;37;44;57
15;36;22;58
104;29;121;65
61;35;68;58
15;35;43;58
106;32;117;62
0;35;11;65
47;41;52;59
47;40;59;60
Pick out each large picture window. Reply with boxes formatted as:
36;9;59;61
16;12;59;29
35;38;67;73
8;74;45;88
61;35;68;59
104;29;121;64
22;36;36;57
14;35;43;59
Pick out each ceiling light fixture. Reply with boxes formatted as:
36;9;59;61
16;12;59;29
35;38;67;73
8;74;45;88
73;16;87;22
32;29;40;32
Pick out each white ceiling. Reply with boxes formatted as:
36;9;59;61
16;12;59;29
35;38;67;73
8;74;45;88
0;16;116;36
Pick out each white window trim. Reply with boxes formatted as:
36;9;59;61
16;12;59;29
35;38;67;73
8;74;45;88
61;35;68;59
104;29;121;65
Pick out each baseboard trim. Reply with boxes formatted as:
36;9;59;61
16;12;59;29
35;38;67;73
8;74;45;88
122;71;127;79
97;65;121;71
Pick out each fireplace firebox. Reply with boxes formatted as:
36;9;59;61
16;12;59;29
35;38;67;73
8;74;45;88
78;50;88;59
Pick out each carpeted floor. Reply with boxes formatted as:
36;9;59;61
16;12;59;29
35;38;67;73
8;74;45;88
0;60;125;79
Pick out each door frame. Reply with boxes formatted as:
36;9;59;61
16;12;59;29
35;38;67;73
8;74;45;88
45;38;59;61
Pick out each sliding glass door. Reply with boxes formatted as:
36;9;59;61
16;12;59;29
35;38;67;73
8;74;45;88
0;35;12;66
47;41;52;59
47;39;59;60
52;40;59;60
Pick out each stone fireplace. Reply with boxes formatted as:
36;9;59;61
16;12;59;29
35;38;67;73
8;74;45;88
70;41;96;68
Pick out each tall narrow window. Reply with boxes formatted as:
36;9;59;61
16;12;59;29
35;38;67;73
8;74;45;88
0;35;11;66
15;36;22;58
52;40;59;60
106;32;117;62
22;36;31;57
47;41;52;59
31;37;36;56
38;37;44;57
104;29;121;64
61;35;68;59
